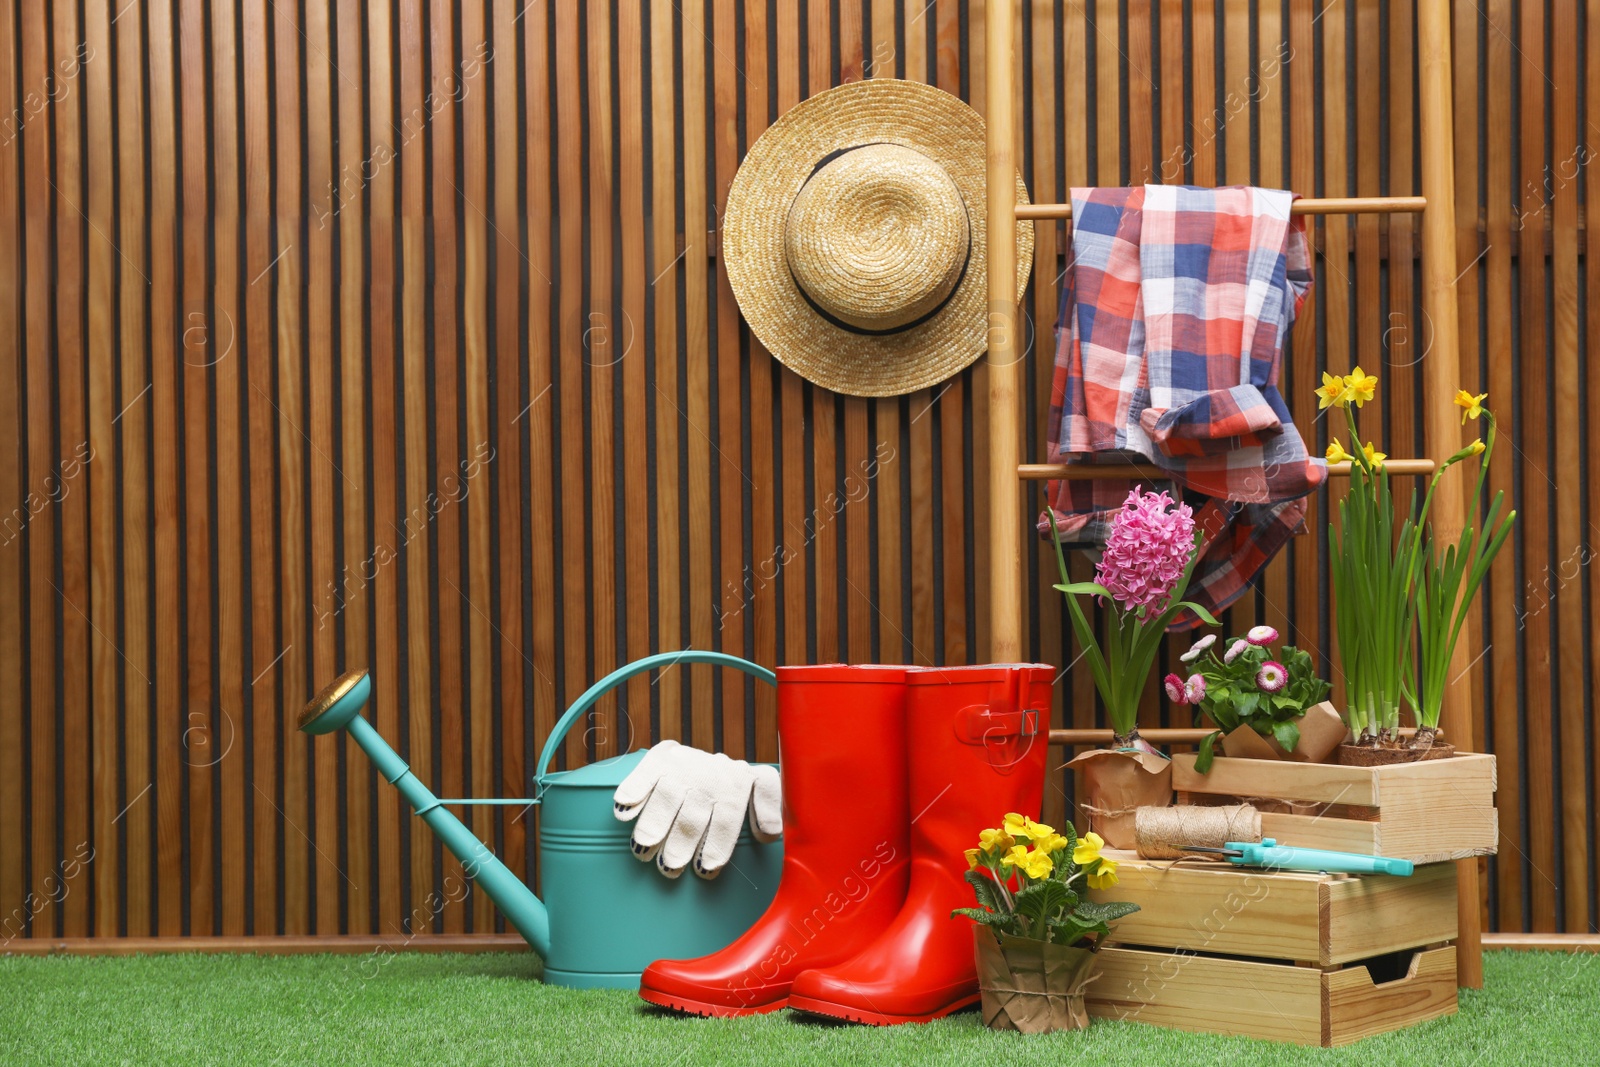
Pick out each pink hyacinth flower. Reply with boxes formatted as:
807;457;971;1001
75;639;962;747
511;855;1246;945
1256;661;1288;693
1094;487;1197;616
1246;625;1279;646
1163;672;1186;703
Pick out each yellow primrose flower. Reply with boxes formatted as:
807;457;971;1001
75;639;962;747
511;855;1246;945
1325;438;1355;464
1018;848;1055;880
1316;371;1350;410
978;827;1014;854
1086;858;1120;890
1004;812;1055;845
964;848;982;869
1454;389;1489;422
1000;844;1031;870
1072;831;1106;867
1038;833;1071;855
1344;367;1378;408
1362;441;1387;469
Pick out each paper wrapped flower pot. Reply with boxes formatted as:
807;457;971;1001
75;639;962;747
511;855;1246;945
1219;700;1347;764
975;928;1097;1033
1065;749;1172;849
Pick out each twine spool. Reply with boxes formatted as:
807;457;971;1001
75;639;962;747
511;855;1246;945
1134;804;1263;860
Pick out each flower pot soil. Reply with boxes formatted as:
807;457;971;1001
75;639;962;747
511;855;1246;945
1336;741;1457;766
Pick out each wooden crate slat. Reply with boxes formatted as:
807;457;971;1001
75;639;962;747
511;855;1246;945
1323;946;1460;1046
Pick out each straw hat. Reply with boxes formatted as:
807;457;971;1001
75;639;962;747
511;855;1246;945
722;79;1034;398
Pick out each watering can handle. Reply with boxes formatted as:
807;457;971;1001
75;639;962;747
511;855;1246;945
532;650;777;794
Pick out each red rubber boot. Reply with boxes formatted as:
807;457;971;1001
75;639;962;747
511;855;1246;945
787;663;1054;1025
638;664;912;1017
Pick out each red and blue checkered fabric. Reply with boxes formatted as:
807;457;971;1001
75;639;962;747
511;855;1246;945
1039;185;1323;628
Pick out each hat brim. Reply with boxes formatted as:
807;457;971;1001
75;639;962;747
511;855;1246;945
722;79;1035;398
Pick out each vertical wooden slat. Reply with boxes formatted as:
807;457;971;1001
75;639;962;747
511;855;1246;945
1549;0;1587;935
1482;0;1521;934
334;0;372;936
0;0;23;943
240;0;279;937
83;0;120;937
148;0;184;939
1516;0;1557;935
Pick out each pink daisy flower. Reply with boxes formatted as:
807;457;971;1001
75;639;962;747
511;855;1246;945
1183;673;1207;704
1223;638;1250;664
1246;625;1279;646
1256;661;1288;693
1180;634;1217;663
1163;673;1187;703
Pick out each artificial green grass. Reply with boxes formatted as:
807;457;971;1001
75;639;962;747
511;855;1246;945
0;949;1591;1065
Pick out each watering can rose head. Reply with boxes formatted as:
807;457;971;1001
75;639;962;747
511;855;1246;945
1095;487;1196;617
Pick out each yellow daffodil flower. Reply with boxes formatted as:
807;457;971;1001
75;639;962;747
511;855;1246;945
1344;366;1378;408
1325;438;1355;464
1468;439;1486;456
1086;857;1120;890
964;848;982;869
1018;848;1054;880
978;827;1014;854
1072;831;1106;867
1000;844;1031;870
1454;389;1489;422
1362;441;1387;469
1316;371;1350;410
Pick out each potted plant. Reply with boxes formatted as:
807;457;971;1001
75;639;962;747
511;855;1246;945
954;813;1138;1033
1321;371;1514;764
1166;627;1339;772
1048;487;1216;846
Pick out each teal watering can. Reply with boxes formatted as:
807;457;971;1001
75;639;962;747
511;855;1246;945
300;650;784;988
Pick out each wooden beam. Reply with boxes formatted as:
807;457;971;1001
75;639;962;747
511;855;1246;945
1417;0;1481;991
1015;195;1427;220
986;1;1022;661
1019;459;1437;481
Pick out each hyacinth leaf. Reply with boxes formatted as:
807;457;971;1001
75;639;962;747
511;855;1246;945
1056;581;1112;598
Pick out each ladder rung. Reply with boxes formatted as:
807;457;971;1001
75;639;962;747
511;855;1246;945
1048;726;1420;747
1019;458;1436;481
1015;195;1427;221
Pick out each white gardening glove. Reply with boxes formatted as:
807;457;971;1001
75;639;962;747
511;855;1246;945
612;740;782;879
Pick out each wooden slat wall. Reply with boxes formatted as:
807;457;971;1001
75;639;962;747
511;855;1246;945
0;0;1592;941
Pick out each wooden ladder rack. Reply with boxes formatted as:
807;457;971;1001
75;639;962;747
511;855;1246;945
982;2;1481;988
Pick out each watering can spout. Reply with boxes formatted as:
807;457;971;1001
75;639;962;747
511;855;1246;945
300;670;552;958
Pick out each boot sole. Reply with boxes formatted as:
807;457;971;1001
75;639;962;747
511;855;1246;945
787;992;980;1026
638;986;788;1019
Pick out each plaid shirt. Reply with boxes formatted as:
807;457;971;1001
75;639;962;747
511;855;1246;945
1040;185;1323;627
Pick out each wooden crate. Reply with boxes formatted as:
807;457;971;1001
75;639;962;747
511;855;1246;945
1170;751;1498;864
1086;853;1460;1045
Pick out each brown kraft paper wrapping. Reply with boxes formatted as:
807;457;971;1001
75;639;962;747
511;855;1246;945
1219;700;1347;764
974;928;1097;1033
1064;748;1172;849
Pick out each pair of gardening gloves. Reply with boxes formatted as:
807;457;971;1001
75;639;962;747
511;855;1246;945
613;741;783;879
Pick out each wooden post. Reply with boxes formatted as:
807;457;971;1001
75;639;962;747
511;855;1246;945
1417;0;1483;990
986;0;1022;662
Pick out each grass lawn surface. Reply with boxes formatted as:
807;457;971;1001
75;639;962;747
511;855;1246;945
1;948;1593;1065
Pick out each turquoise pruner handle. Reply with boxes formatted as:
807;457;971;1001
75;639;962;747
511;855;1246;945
1223;839;1415;877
